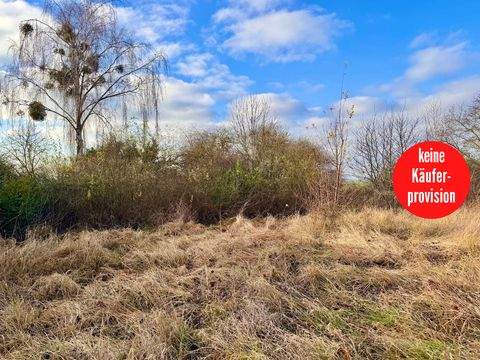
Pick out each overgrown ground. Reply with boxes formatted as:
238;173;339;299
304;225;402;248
1;208;479;359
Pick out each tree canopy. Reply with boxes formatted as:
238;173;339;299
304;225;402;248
1;0;167;155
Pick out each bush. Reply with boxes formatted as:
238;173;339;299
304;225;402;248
0;174;52;239
341;181;397;209
52;136;184;229
466;158;480;202
0;158;15;183
182;128;330;221
0;130;332;238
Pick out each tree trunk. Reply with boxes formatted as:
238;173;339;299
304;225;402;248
75;125;84;156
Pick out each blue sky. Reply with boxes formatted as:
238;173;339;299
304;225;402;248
1;0;480;138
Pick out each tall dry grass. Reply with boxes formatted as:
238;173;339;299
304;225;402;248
1;206;479;359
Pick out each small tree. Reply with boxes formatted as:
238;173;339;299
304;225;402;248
323;64;353;206
229;95;278;165
1;122;53;175
324;100;352;205
1;0;166;155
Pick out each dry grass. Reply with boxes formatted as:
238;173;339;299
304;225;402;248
1;207;480;359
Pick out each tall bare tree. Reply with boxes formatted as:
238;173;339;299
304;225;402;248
229;95;278;164
1;0;167;155
324;108;352;204
352;109;420;188
323;64;353;205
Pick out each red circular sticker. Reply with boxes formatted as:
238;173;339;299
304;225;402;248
393;141;470;219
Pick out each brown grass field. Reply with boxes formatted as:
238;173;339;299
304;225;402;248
1;207;480;359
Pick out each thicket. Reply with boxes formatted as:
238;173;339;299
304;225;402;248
0;126;332;239
3;94;480;239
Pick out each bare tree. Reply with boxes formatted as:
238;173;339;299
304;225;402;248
1;122;52;175
324;104;353;205
323;65;353;205
446;96;480;157
1;0;167;155
352;109;420;188
229;95;278;163
424;103;450;142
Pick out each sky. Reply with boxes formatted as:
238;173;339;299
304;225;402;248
1;0;480;140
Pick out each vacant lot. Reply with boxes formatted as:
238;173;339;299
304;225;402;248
1;208;479;359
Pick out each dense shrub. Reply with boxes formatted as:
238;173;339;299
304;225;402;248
341;181;397;209
0;129;332;238
182;128;330;221
52;137;184;229
467;158;480;201
0;173;52;239
0;158;15;183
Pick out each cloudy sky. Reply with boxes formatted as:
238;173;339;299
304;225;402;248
1;0;480;138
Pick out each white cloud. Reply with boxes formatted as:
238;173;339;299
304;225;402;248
214;0;286;22
405;42;468;82
411;75;480;110
226;92;316;132
82;76;220;146
214;5;350;62
176;52;252;99
298;80;325;92
333;76;480;126
116;2;189;44
0;0;44;63
374;35;473;99
148;67;250;140
177;53;213;78
336;96;389;117
123;4;196;64
156;77;217;138
265;92;310;124
202;65;252;99
0;1;226;145
303;116;329;130
156;42;195;60
409;32;437;49
213;7;245;23
236;0;284;12
0;0;192;64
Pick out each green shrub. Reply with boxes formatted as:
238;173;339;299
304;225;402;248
0;158;16;183
0;174;52;238
53;137;184;229
0;130;332;238
181;129;330;221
